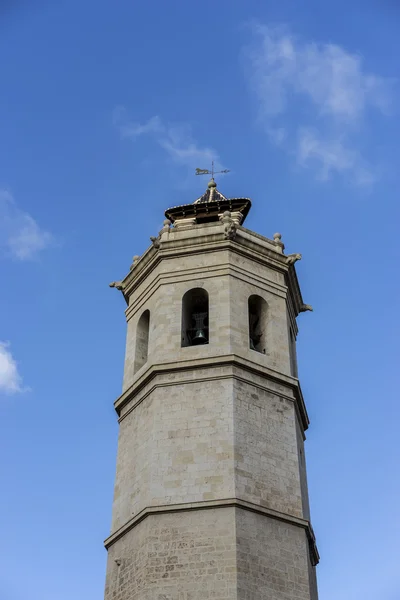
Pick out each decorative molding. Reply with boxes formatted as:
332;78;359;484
114;353;309;431
173;217;196;228
103;497;319;566
121;227;290;301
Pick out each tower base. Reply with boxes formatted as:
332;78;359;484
104;506;318;600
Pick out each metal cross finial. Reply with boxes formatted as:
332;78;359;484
195;161;230;178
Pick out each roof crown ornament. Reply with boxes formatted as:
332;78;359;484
195;161;230;190
164;164;251;225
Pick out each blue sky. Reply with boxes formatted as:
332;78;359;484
1;1;399;598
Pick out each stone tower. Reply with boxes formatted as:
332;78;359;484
104;179;319;600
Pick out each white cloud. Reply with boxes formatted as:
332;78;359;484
0;190;52;260
113;107;220;172
113;109;163;138
297;128;378;186
244;24;394;185
0;342;25;395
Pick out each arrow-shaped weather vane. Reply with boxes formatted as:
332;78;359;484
195;161;230;178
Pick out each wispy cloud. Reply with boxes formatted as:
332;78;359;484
113;107;220;172
297;128;378;186
0;342;26;395
0;190;53;260
244;24;394;185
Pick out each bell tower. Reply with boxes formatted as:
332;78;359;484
104;178;319;600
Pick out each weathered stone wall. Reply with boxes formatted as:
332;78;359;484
105;508;238;600
296;418;311;521
233;378;303;518
111;378;235;532
105;507;317;600
112;367;307;533
228;272;291;377
236;509;314;600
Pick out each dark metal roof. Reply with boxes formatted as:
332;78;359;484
194;185;229;204
165;196;252;224
165;181;252;224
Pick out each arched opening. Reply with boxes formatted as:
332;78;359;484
134;310;150;373
248;295;267;353
181;288;209;347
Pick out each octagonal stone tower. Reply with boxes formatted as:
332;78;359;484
104;179;319;600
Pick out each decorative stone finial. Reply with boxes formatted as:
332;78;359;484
130;255;140;270
161;219;171;234
273;232;285;252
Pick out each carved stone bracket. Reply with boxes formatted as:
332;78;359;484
109;280;125;291
150;235;160;249
230;211;243;226
300;304;313;312
220;210;237;240
286;253;302;265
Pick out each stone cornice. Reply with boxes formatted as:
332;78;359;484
124;242;287;304
113;222;307;322
114;354;309;432
103;497;319;566
120;225;295;301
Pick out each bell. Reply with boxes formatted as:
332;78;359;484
190;311;208;345
192;328;207;345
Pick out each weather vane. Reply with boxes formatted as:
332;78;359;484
195;161;230;178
